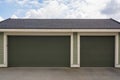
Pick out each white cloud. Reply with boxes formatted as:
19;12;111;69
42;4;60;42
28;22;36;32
6;0;41;7
102;0;120;21
25;0;69;18
10;0;120;21
18;0;109;19
0;16;4;21
16;0;40;7
116;0;120;4
109;13;120;22
64;0;109;18
11;15;18;18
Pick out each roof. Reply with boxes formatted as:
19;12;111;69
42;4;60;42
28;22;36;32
0;18;120;29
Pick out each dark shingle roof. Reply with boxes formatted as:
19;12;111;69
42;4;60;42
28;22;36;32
0;18;120;29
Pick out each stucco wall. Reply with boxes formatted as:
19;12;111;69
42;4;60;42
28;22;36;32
0;33;4;64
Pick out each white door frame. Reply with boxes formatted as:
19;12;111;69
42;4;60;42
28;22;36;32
77;32;120;67
2;32;73;67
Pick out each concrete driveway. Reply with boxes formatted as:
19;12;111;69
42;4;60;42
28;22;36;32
0;67;120;80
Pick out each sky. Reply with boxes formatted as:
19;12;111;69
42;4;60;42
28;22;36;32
0;0;120;22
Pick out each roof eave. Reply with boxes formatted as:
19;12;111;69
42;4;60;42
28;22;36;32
0;29;120;32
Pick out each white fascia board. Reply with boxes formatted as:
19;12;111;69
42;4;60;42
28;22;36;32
0;29;120;32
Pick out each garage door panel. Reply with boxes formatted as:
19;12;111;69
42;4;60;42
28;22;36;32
8;36;70;67
80;36;114;67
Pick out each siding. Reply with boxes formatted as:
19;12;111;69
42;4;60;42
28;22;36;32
119;33;120;64
0;33;3;64
73;32;78;64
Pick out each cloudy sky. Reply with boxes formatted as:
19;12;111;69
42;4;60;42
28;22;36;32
0;0;120;21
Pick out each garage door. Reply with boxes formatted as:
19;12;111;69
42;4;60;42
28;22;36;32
8;36;70;67
80;36;115;67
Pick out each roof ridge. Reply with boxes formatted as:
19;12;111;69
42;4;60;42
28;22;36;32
110;18;120;25
0;18;10;23
9;18;110;20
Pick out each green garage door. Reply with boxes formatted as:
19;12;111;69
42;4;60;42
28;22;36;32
80;36;115;67
8;36;70;67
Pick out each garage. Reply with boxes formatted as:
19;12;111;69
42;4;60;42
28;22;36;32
0;19;120;68
80;36;115;67
8;36;70;67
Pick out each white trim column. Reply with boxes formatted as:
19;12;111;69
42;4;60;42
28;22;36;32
71;32;80;67
115;33;120;67
70;33;74;67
